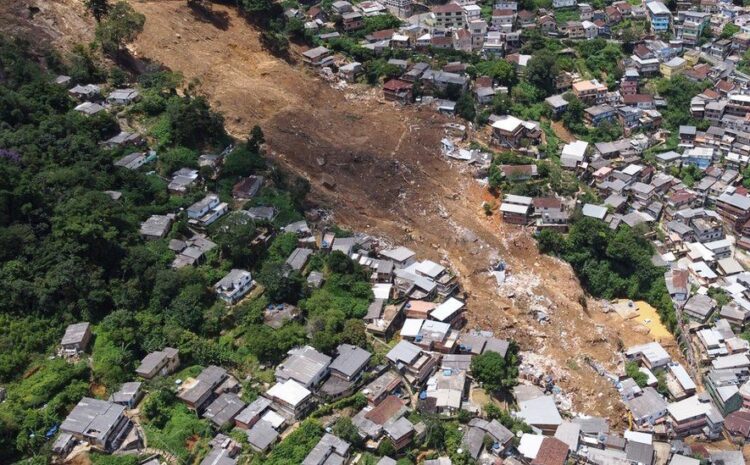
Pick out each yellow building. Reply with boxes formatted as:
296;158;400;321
683;49;700;66
660;57;686;80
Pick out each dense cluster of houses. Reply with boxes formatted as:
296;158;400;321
294;0;750;126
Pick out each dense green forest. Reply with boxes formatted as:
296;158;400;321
0;35;379;464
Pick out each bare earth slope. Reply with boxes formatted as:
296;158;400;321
0;0;93;52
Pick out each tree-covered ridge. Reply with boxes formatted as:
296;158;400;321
0;35;389;462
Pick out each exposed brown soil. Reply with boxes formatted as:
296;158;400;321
551;120;575;144
0;0;93;53
90;382;107;398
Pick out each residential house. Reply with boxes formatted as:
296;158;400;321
203;393;247;428
433;2;464;29
626;342;671;369
214;269;255;304
166;167;199;195
301;46;334;67
139;214;173;240
302;434;350;465
383;0;412;17
136;348;180;379
275;345;331;388
661;57;686;79
667;394;724;439
109;382;143;409
383;79;413;103
267;379;314;419
103;131;144;148
626;387;669;426
363;371;402;406
561;140;589;169
572;79;607;104
564;21;585;39
646;1;671;33
187;194;228;229
620;69;639;96
386;340;438;385
582;20;598;39
59;398;132;452
623;94;655;110
514;395;563;434
339;62;362;82
545;94;569;118
234;397;273;430
532;437;570;465
69;83;100;100
178;365;231;412
74;101;105;115
491;9;516;31
342;11;364;30
200;435;241;465
675;11;709;45
463;418;514;458
585;104;617;125
60;322;92;355
664;268;689;302
106;88;140;105
716;192;750;231
232;175;264;200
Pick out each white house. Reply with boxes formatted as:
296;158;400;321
552;0;577;8
214;269;255;304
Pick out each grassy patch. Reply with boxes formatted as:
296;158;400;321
554;9;580;25
143;402;212;461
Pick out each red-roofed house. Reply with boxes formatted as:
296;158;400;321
383;79;413;103
622;94;655;109
433;2;464;28
431;36;453;49
532;437;569;465
724;410;750;439
491;9;516;31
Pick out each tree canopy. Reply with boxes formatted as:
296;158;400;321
470;346;519;394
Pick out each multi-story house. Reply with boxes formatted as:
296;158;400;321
725;94;750;117
572;79;608;104
383;0;412;17
433;2;464;29
553;0;577;7
675;11;710;45
468;19;487;49
463;4;481;24
491;9;516;32
620;68;639;95
717;192;750;231
564;20;585;39
646;1;671;33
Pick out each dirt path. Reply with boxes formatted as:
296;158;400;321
123;1;668;426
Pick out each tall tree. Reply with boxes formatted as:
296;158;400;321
95;1;145;56
525;50;559;97
85;0;110;22
470;347;519;394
